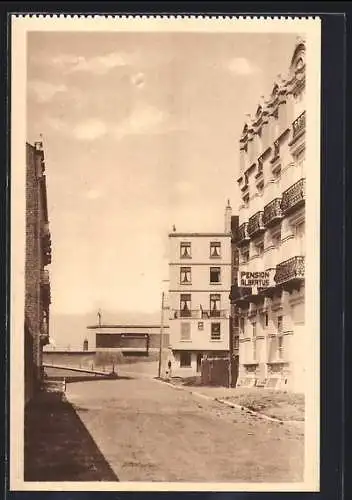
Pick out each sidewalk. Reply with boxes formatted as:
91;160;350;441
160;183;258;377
163;378;305;425
24;390;118;481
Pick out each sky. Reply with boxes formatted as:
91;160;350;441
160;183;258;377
27;31;298;346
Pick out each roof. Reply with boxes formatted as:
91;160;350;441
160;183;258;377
87;324;170;330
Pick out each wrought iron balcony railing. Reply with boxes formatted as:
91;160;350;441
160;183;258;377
274;256;305;285
172;309;201;319
292;111;306;139
281;178;305;215
263;198;282;227
200;309;228;319
248;211;265;237
236;222;250;245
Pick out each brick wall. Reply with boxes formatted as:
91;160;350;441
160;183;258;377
25;142;51;403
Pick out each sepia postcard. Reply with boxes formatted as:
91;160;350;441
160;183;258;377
10;15;321;492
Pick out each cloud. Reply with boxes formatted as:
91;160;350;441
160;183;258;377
49;52;131;75
28;80;67;103
73;119;107;141
113;104;165;140
227;57;260;76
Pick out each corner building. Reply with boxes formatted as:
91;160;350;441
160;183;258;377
25;141;52;404
232;39;306;393
168;204;232;377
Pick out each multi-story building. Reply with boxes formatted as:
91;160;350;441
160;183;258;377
231;38;306;393
25;140;52;404
168;203;232;377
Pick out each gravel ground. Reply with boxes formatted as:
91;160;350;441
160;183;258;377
168;378;305;422
66;377;304;482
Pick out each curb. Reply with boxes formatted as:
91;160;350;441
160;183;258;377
155;378;302;427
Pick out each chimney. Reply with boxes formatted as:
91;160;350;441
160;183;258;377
224;199;232;233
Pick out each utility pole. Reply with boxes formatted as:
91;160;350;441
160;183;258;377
158;291;165;378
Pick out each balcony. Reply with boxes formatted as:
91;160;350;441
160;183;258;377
281;178;305;215
230;285;252;305
236;222;250;245
274;256;305;288
292;111;306;141
200;309;228;319
263;198;282;227
172;310;201;319
248;211;265;237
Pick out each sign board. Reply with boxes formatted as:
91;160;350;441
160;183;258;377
238;269;276;292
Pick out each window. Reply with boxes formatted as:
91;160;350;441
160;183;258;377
252;322;257;360
278;335;284;360
257;181;264;194
210;294;221;317
210;242;221;258
255;241;264;256
180;294;191;318
277;315;283;333
180;322;191;341
272;230;281;247
260;312;268;328
180;242;191;259
180;351;192;367
241;246;250;263
198;321;204;331
240;317;245;335
211;323;221;340
180;267;191;284
234;336;239;350
296;222;305;256
243;193;250;206
210;267;221;283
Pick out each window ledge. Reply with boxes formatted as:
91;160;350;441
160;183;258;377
210;282;222;285
243;361;259;366
210;339;223;342
180;283;192;285
179;340;192;343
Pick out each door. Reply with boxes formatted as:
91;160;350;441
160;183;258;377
196;353;203;373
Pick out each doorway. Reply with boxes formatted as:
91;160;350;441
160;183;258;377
196;353;203;373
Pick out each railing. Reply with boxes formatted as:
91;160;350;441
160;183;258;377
292;111;306;139
263;198;282;226
248;211;265;237
201;309;228;319
281;178;305;215
236;222;250;244
172;310;202;319
274;256;305;285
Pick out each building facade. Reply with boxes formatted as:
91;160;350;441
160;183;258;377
168;204;232;377
231;39;306;393
86;323;170;355
25;141;52;404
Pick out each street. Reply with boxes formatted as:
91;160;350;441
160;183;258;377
66;376;304;482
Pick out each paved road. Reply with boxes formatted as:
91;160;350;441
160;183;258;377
66;377;304;483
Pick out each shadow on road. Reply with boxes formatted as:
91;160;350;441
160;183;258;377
24;391;118;481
